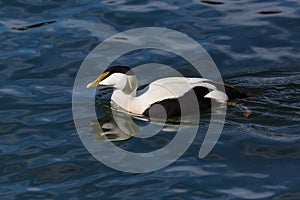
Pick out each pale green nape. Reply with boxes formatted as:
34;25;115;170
122;75;138;94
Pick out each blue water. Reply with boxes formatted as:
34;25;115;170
1;0;300;199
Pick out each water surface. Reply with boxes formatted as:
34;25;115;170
1;0;300;199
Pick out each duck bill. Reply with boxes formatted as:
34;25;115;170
86;71;110;88
86;79;99;88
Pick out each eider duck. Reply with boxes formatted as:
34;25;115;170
87;65;251;118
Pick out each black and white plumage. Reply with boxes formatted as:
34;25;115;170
87;65;251;118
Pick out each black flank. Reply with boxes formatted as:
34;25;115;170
142;86;215;118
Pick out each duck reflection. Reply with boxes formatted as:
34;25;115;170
88;101;191;142
89;108;140;141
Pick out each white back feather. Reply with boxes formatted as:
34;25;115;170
204;90;228;102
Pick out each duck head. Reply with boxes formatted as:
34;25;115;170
86;65;138;94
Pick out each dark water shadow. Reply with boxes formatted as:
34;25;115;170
257;10;282;15
201;0;224;5
11;20;56;31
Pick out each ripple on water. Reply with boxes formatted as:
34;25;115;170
224;67;300;141
1;0;300;199
245;143;300;159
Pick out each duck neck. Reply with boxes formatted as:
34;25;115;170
111;89;138;113
110;75;141;114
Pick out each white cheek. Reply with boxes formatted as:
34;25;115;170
115;78;126;89
100;73;127;89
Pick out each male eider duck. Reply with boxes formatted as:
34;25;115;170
87;65;252;118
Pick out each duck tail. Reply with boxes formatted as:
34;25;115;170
224;84;254;100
